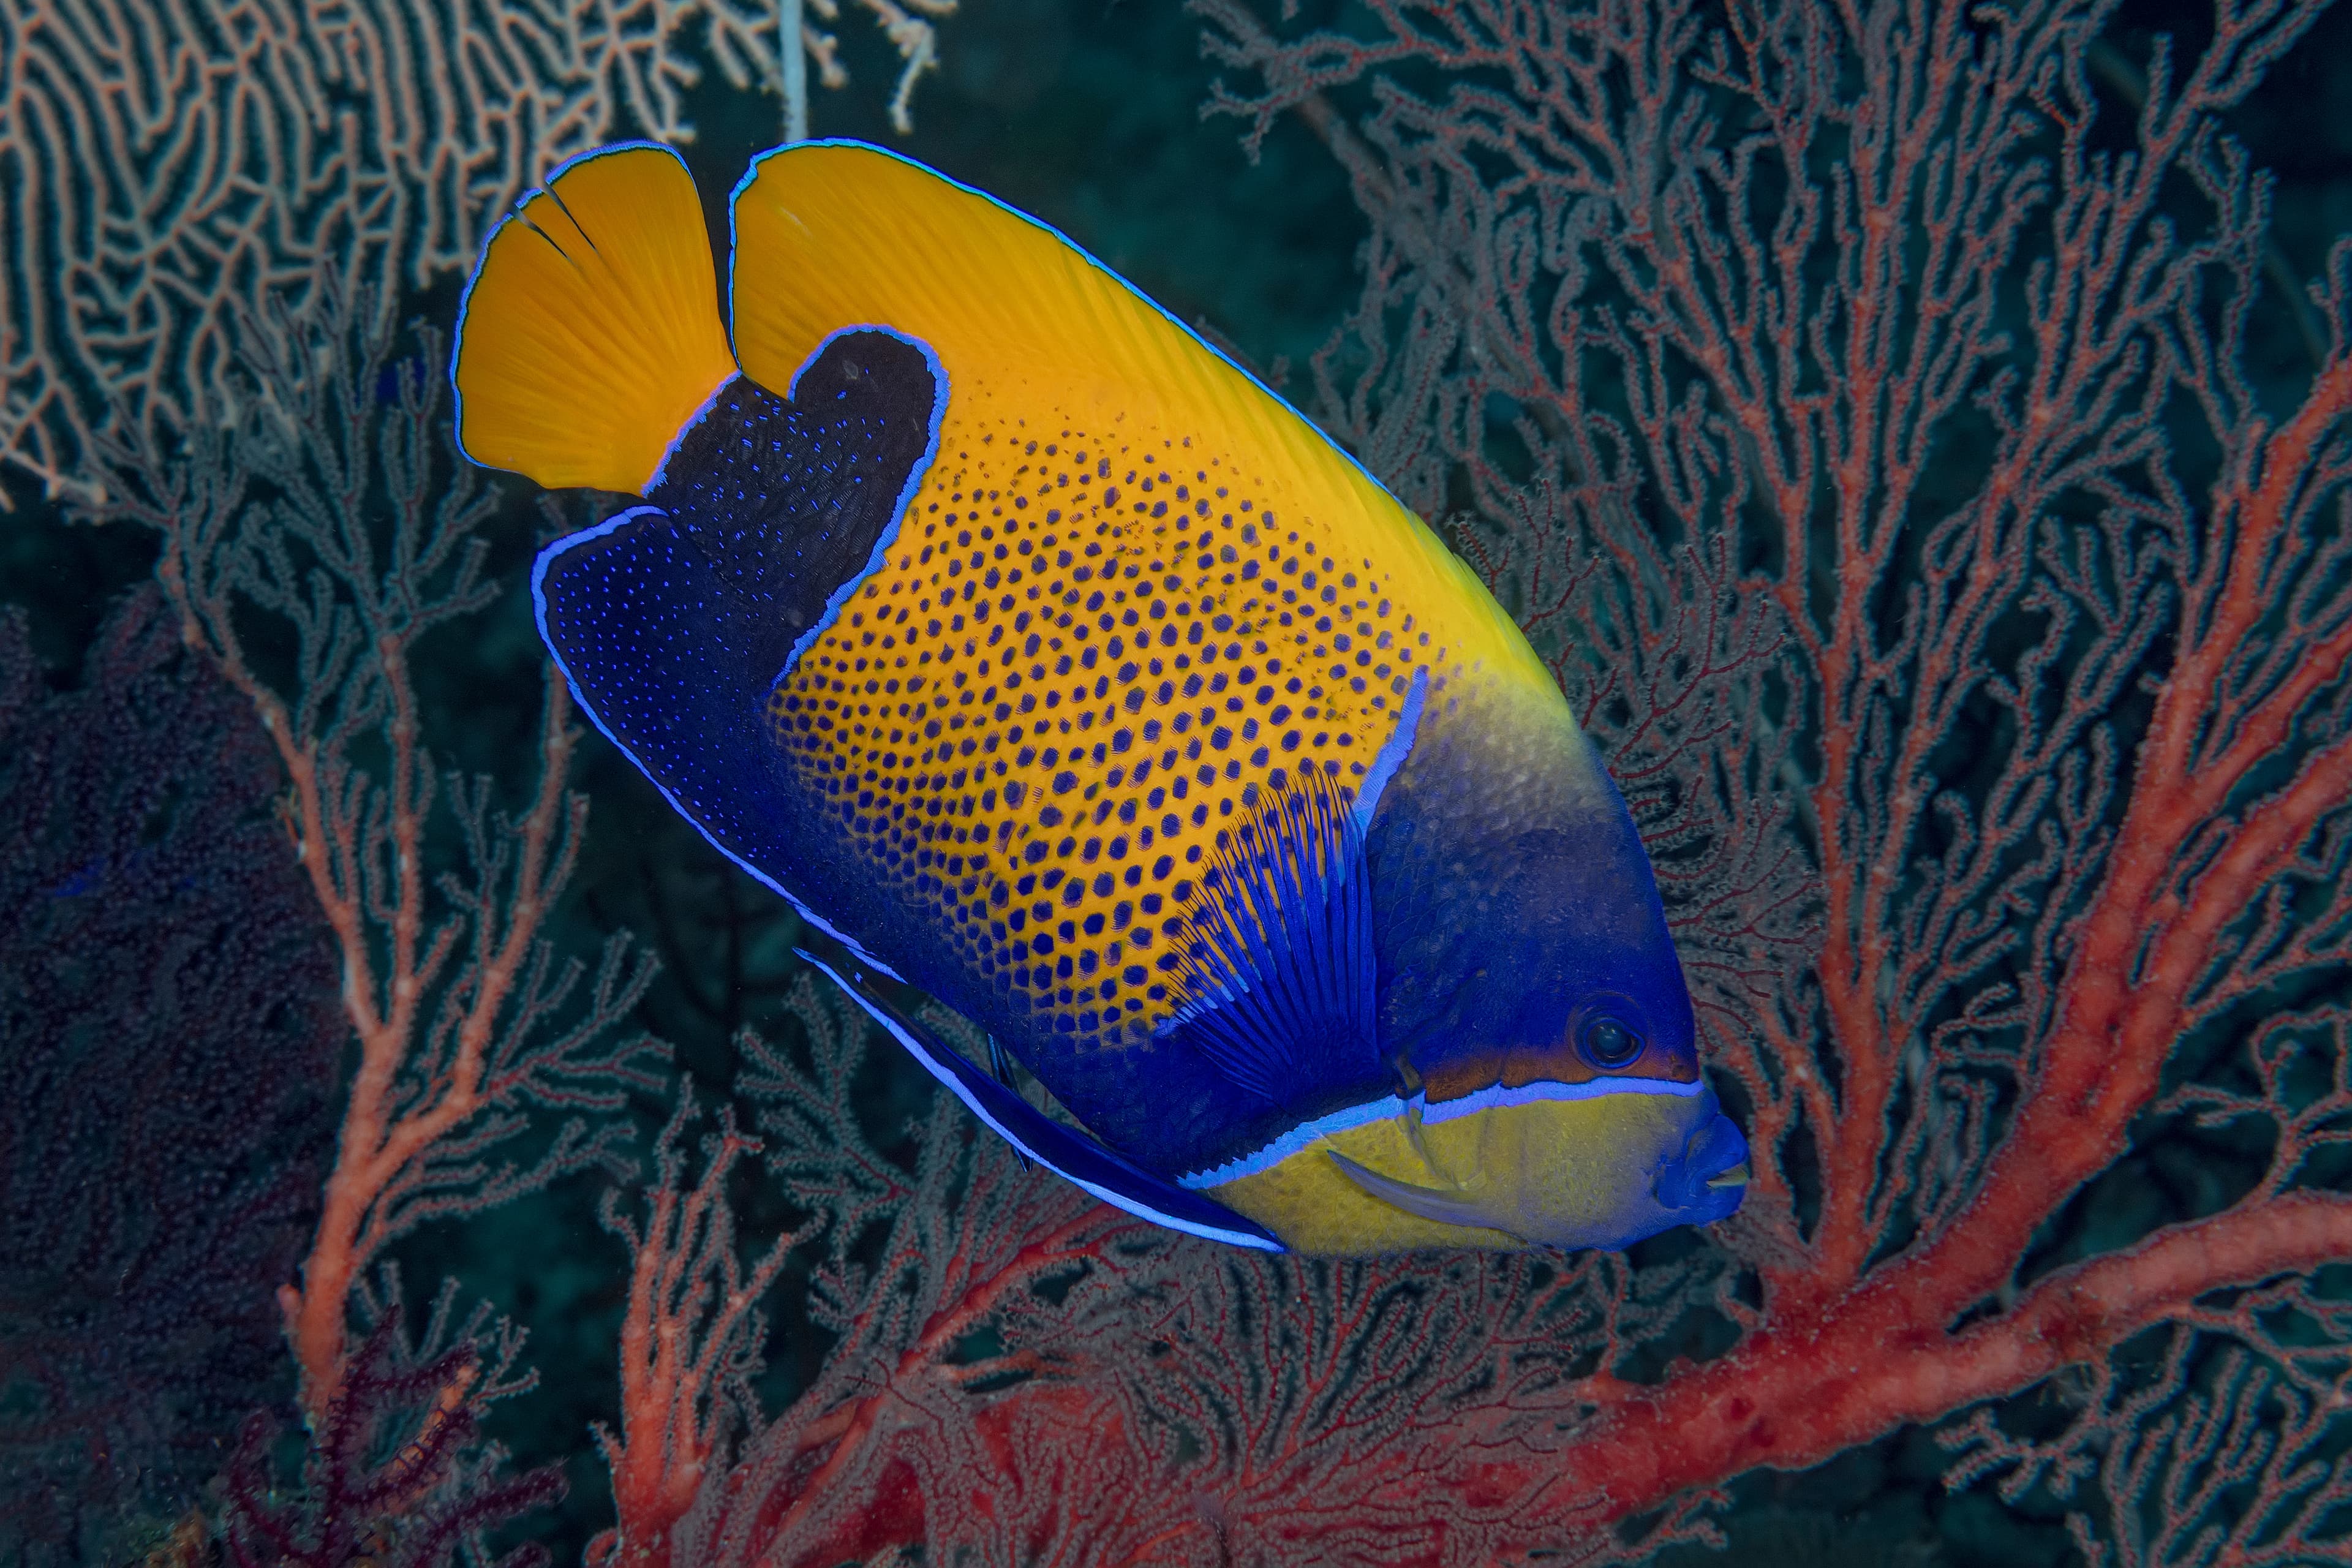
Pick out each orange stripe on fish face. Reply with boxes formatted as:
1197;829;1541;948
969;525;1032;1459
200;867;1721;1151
1418;1025;1705;1107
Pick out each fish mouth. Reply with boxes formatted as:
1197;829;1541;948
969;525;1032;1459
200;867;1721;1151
1655;1109;1750;1213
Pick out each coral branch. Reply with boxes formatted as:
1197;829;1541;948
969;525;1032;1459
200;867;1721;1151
592;1087;804;1568
0;0;823;500
97;282;666;1420
221;1313;564;1568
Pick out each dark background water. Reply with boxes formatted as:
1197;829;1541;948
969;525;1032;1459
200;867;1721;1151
4;0;2351;1562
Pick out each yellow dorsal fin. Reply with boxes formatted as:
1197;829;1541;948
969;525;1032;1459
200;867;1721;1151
723;141;1533;676
453;143;736;494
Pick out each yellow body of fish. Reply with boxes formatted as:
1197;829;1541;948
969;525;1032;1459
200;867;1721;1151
453;140;1749;1253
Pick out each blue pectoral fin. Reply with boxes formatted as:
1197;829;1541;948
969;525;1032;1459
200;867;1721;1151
1157;764;1381;1106
801;952;1284;1253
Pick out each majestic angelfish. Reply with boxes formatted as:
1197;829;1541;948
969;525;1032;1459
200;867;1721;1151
451;140;1749;1253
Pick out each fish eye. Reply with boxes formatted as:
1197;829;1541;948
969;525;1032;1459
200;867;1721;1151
1578;1014;1645;1069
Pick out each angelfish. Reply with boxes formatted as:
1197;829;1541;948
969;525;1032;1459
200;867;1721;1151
450;140;1750;1253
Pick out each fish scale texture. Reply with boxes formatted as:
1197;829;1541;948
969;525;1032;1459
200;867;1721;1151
770;411;1439;1068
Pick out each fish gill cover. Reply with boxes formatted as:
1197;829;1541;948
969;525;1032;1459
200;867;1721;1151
1;1;2350;1566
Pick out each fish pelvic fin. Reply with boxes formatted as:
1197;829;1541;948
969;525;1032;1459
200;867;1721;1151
1326;1151;1509;1236
453;142;736;493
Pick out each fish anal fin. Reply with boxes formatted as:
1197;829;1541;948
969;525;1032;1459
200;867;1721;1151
1329;1151;1510;1236
804;953;1284;1253
984;1033;1035;1174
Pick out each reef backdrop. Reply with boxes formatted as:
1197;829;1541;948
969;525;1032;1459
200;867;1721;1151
4;0;2352;1564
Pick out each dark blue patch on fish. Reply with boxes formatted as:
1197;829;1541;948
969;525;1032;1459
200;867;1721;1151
650;329;944;680
1366;703;1696;1088
531;329;945;916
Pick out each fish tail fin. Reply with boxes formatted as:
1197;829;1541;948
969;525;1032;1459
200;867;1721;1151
453;142;736;494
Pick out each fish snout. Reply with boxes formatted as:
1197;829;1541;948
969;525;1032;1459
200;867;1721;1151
1654;1103;1749;1219
1321;1088;1752;1250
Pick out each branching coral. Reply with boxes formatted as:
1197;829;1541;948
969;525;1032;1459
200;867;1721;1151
221;1311;564;1568
592;1085;803;1568
0;588;337;1562
584;0;2352;1559
89;282;670;1424
0;0;835;507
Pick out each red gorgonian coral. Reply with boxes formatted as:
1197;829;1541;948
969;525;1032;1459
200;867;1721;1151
574;0;2352;1561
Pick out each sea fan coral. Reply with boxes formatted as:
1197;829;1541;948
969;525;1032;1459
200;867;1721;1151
585;0;2352;1558
0;588;337;1562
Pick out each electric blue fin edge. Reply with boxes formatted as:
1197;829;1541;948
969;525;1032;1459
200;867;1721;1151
801;951;1284;1252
